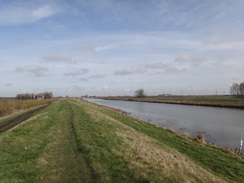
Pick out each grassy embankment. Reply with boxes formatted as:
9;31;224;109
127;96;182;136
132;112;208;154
0;99;56;117
100;96;244;108
0;99;243;182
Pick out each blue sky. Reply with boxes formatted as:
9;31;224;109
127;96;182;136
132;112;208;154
1;0;244;97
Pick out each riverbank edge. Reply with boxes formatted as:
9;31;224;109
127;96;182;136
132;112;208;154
83;98;244;157
97;97;244;110
80;99;244;182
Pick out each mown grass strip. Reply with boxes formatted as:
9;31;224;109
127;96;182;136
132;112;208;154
0;100;84;182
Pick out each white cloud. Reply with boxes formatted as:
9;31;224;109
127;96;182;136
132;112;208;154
42;54;76;63
16;65;49;77
0;4;60;25
32;5;57;20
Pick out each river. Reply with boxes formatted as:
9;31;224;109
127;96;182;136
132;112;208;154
85;98;244;149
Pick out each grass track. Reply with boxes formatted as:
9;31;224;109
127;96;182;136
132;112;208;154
0;99;243;182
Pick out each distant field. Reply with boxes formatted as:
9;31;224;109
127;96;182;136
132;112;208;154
0;99;243;182
99;96;244;108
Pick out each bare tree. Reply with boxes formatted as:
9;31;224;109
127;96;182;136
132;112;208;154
135;89;146;97
239;82;244;96
43;92;53;99
230;83;239;97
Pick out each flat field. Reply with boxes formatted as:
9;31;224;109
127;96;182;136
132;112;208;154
0;99;243;182
0;99;56;117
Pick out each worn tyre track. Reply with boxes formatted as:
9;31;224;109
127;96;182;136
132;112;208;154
0;105;49;134
66;101;94;183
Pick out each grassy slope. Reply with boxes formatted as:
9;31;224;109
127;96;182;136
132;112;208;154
0;99;243;182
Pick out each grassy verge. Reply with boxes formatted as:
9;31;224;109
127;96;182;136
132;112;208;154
98;96;244;108
0;100;82;182
0;99;243;182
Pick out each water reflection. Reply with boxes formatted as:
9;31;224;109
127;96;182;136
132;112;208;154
85;98;244;149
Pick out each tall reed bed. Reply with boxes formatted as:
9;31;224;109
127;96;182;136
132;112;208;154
0;99;56;117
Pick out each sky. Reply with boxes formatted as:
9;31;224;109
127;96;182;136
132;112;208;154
1;0;244;97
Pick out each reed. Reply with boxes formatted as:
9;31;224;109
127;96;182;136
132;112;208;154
0;99;56;117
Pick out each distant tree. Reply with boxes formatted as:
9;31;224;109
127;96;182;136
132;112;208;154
17;92;53;100
230;83;240;97
16;94;22;100
239;82;244;96
135;89;146;97
43;92;53;99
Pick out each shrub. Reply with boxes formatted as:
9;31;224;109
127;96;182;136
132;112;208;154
197;133;206;144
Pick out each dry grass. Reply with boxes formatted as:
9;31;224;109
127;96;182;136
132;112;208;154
0;99;56;117
115;129;225;183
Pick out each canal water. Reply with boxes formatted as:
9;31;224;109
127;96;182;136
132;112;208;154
85;98;244;149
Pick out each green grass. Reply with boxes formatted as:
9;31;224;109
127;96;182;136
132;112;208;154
0;99;243;182
0;100;81;182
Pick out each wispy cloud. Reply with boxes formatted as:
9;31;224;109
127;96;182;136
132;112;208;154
5;83;12;86
202;36;231;46
146;62;179;74
175;54;206;66
95;44;118;51
63;69;89;77
115;67;148;75
42;54;76;64
0;4;60;26
115;68;134;75
80;74;106;81
89;74;106;79
74;43;118;52
16;65;49;77
135;67;148;73
74;45;95;52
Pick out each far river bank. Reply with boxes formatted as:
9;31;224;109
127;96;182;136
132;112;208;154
97;96;244;109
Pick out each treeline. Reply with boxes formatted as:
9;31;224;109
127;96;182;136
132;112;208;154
230;82;244;97
16;92;53;100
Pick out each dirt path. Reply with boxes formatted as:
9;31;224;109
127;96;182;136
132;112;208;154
0;105;49;134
